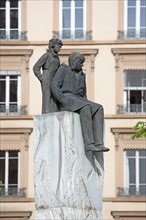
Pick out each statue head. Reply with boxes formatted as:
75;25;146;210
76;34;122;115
68;52;85;71
48;38;63;48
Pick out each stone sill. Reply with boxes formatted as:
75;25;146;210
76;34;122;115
0;197;34;202
103;197;146;202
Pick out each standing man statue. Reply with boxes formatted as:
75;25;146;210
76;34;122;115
51;51;110;152
33;38;63;114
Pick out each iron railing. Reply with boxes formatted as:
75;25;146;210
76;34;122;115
0;187;26;197
0;30;27;40
53;30;92;40
117;187;146;197
117;104;146;114
0;105;27;115
117;30;146;40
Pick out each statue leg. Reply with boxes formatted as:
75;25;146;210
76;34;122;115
93;106;110;152
41;81;51;114
92;106;104;145
79;105;95;147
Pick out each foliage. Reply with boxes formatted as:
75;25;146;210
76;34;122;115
132;121;146;139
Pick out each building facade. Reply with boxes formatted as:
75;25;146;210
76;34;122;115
0;0;146;219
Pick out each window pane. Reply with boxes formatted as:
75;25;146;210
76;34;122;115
140;8;146;27
129;158;136;183
125;70;146;87
10;79;17;102
9;158;18;185
63;0;71;7
128;0;136;6
75;0;83;7
0;159;5;184
139;150;146;157
10;10;18;28
139;185;146;195
126;149;136;156
62;30;71;39
141;0;146;6
9;151;19;157
63;9;70;28
0;10;6;28
0;0;6;7
128;8;136;27
10;0;18;8
0;80;6;102
75;29;83;38
139;158;146;183
75;9;83;28
129;185;136;195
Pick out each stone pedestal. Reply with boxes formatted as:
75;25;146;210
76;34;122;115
33;111;104;220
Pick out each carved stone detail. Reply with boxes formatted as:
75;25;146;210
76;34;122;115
33;111;104;220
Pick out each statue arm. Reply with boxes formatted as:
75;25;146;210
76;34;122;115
51;65;66;101
33;53;48;80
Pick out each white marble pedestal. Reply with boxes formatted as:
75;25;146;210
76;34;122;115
33;111;104;220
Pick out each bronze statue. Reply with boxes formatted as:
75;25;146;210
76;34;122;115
51;51;109;152
33;38;63;114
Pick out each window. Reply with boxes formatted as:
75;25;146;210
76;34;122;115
0;150;24;196
111;128;146;198
59;0;86;39
124;149;146;196
0;0;21;39
123;70;146;113
0;70;21;113
125;0;146;38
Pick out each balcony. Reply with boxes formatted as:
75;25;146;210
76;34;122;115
0;105;27;115
117;104;146;114
0;187;26;197
0;30;27;40
117;187;146;197
117;30;146;40
53;30;92;40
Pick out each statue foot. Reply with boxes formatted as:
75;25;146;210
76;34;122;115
85;144;103;152
95;144;110;152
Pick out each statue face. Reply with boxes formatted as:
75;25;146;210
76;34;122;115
75;60;84;72
53;44;62;53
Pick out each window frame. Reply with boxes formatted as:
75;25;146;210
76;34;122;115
111;127;146;198
59;0;86;39
111;48;146;114
0;0;21;40
0;49;33;115
0;127;32;197
124;149;146;196
0;71;21;113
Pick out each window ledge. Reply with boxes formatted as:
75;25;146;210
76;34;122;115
103;197;146;202
0;197;34;202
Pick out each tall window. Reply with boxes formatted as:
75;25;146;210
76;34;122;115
125;0;146;38
0;0;21;39
0;150;21;196
59;0;86;39
124;149;146;196
0;70;21;113
123;70;146;113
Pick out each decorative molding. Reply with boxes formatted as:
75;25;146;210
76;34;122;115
111;48;146;71
0;211;32;219
111;211;146;219
0;49;33;73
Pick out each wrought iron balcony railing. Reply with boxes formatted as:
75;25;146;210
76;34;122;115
117;30;146;40
0;187;26;197
0;30;27;40
0;105;27;115
53;30;92;40
117;187;146;197
117;104;146;114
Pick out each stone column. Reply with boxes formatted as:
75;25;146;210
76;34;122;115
33;111;104;220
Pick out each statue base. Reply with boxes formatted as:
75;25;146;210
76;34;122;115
33;111;104;220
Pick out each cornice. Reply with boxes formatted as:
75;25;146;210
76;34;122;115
0;39;146;46
0;49;33;56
